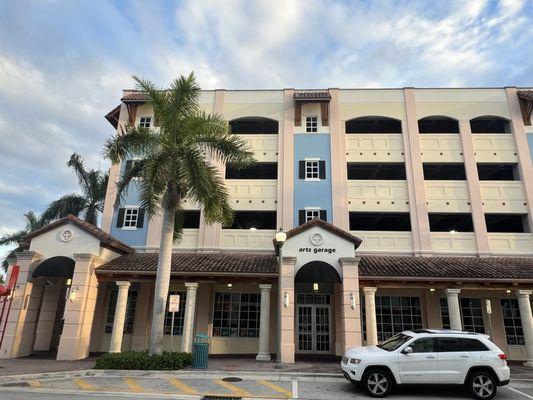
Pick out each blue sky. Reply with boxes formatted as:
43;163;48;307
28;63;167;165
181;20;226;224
0;0;532;259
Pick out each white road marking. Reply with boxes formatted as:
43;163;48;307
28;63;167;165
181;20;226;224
292;379;298;399
507;386;533;399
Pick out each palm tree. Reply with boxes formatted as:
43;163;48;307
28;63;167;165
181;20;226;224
0;211;44;271
103;72;254;355
40;153;109;225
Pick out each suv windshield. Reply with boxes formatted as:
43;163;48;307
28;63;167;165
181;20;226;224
377;333;412;351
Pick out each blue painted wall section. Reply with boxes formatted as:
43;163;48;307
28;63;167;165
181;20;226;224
293;134;333;226
109;159;149;247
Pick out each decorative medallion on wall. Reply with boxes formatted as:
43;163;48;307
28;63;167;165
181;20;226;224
309;232;324;246
60;229;74;242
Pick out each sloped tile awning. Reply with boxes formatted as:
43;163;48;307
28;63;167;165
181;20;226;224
518;90;533;125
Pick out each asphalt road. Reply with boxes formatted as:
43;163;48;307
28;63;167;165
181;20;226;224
1;376;533;399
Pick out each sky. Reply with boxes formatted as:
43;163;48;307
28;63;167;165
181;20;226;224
0;0;532;259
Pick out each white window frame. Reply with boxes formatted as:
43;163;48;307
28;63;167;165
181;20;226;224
122;206;140;230
139;116;152;128
306;116;318;133
304;158;320;181
304;207;321;222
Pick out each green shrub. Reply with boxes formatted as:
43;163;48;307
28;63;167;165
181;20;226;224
94;351;192;370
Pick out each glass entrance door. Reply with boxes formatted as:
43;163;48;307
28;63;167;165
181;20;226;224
296;294;332;354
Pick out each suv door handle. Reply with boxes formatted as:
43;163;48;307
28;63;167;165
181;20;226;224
460;354;470;358
426;355;436;359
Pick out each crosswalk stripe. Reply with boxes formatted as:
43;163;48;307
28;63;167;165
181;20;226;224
214;379;252;397
73;378;94;390
167;377;197;395
27;380;42;388
258;380;292;398
123;377;144;393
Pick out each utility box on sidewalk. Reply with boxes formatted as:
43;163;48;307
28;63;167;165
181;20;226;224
192;334;210;369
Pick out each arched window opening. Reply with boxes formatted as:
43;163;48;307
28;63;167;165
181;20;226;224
229;117;278;134
418;116;459;134
345;116;402;134
470;116;511;133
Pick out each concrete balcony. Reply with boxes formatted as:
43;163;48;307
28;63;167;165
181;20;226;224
347;180;409;212
350;231;413;253
488;233;533;255
173;229;200;249
480;181;528;213
420;134;464;163
425;181;470;212
222;229;276;250
239;134;278;162
431;232;476;254
225;179;277;210
472;134;517;163
346;134;404;162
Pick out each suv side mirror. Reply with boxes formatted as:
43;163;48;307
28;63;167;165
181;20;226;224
401;346;413;354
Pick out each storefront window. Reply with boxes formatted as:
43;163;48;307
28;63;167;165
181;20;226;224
501;299;525;345
105;286;138;334
439;298;485;333
212;292;260;338
164;291;186;335
362;296;423;342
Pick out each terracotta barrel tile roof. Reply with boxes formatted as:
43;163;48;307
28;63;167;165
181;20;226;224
96;252;533;282
518;90;533;101
121;92;149;102
294;90;331;101
96;252;278;275
359;255;533;281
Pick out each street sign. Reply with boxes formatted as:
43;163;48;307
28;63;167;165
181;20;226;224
169;295;180;312
485;299;492;314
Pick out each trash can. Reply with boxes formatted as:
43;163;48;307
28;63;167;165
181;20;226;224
192;334;209;369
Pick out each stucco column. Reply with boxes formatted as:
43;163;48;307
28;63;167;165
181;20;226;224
279;256;296;363
340;257;362;352
458;119;491;256
517;290;533;367
446;289;462;331
403;88;432;256
256;284;272;361
181;282;198;353
328;88;350;231
199;90;225;248
0;251;43;359
57;254;101;360
278;89;295;229
506;87;533;230
363;287;378;346
109;281;131;353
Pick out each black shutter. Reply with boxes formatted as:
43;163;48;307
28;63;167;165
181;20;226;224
137;208;145;228
124;160;133;176
298;210;306;225
299;161;306;179
319;210;327;221
319;161;326;179
116;208;125;228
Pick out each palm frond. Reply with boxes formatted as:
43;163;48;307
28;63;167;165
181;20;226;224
102;126;158;164
67;153;91;195
168;72;201;120
0;230;29;246
40;194;87;223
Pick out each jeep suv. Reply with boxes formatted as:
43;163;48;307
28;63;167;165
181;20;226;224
341;329;510;399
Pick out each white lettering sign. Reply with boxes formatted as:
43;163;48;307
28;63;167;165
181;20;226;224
169;295;180;313
485;299;492;315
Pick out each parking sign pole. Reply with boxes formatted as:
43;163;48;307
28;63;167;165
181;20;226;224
170;311;175;353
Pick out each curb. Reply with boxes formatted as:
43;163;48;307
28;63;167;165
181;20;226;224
0;368;345;385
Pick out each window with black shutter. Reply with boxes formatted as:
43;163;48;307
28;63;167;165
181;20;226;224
299;209;327;224
116;207;144;229
299;160;326;180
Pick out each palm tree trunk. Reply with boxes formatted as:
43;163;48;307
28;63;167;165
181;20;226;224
148;205;176;355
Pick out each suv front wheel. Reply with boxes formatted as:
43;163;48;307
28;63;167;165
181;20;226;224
468;371;497;400
363;368;392;398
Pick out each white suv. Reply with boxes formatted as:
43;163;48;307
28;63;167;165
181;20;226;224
341;329;510;399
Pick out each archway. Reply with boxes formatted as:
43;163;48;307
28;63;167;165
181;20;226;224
32;256;75;353
294;261;340;355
